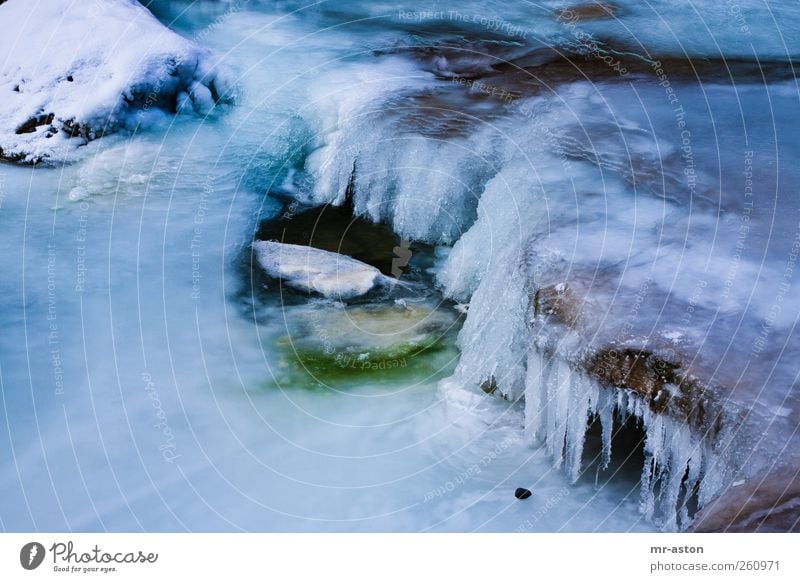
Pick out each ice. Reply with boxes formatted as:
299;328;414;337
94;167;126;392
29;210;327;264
0;6;655;532
253;240;387;299
571;0;800;59
202;8;799;526
208;1;800;530
525;350;600;483
301;61;501;244
0;0;229;163
524;351;719;530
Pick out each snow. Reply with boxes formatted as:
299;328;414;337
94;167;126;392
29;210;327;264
0;0;229;163
253;240;387;299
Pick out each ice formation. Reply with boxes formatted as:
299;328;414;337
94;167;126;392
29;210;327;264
253;240;391;299
0;0;230;163
302;58;500;244
524;348;730;530
289;33;800;527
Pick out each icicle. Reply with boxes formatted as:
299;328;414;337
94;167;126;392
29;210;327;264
524;346;546;442
545;359;571;468
640;411;665;521
565;374;591;482
660;423;692;531
616;389;629;426
597;387;614;470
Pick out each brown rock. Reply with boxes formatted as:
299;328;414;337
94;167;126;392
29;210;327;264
556;3;618;22
15;112;54;135
692;470;800;532
533;283;582;327
585;347;719;433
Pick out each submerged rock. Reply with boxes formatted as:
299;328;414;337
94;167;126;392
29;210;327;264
556;3;618;22
270;300;462;389
0;0;230;164
253;240;401;300
691;471;800;532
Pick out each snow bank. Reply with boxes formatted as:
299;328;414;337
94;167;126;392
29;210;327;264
0;0;230;163
253;241;389;299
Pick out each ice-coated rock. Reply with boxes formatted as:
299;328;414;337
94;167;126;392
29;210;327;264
0;0;230;163
253;241;392;299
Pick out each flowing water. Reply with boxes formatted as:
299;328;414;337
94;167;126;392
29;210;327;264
1;0;798;531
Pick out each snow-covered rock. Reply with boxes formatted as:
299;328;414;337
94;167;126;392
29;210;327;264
0;0;230;164
253;241;394;300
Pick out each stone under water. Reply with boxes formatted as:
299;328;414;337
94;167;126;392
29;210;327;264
268;300;462;389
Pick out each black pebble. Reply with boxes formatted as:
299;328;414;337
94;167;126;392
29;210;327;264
515;487;532;500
